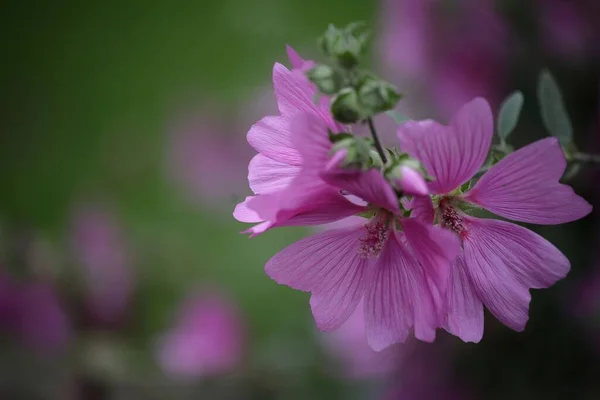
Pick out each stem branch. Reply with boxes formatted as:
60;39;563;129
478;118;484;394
572;152;600;163
367;117;387;164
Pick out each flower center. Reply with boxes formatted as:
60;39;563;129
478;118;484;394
439;197;466;236
358;215;390;259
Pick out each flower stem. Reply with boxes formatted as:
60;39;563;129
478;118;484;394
367;117;387;164
572;152;600;163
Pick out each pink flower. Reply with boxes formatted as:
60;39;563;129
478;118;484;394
320;300;400;379
397;98;593;342
70;204;133;326
391;165;429;196
263;114;460;351
156;292;244;379
234;49;366;235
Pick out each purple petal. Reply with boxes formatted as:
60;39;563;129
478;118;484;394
397;98;493;194
233;195;271;223
265;226;369;331
463;216;570;331
444;255;484;343
404;195;435;224
272;63;342;131
394;165;429;196
321;168;400;213
464;137;592;224
364;232;437;351
247;115;301;165
401;218;460;314
286;45;314;71
248;154;300;194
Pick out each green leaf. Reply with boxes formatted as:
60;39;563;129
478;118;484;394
386;110;409;125
537;69;573;145
497;91;524;140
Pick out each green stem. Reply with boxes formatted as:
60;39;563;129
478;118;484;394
366;117;387;164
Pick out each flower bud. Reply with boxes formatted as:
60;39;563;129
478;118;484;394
307;65;344;95
331;88;363;124
318;23;368;69
388;161;428;196
329;136;371;170
358;79;401;115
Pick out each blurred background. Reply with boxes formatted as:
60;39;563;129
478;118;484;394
1;0;599;398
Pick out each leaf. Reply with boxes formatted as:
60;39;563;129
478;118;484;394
386;110;409;124
537;69;573;146
497;91;524;140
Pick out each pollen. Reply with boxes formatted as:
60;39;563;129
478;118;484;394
439;198;467;236
358;221;389;259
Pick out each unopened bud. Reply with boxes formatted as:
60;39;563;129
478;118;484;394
329;136;371;170
358;79;401;115
388;162;428;196
307;65;344;95
318;23;368;69
331;88;363;124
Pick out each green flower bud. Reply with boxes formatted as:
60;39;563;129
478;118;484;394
331;88;363;124
307;65;344;95
330;136;372;170
317;23;368;69
358;79;401;115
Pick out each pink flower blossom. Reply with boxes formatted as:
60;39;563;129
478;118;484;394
320;300;400;379
397;97;593;342
234;48;366;235
156;292;244;379
262;115;460;351
70;204;134;326
392;165;429;196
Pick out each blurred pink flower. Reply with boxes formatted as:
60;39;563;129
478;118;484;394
0;273;70;354
379;0;509;117
156;292;244;379
70;204;133;326
16;281;71;353
537;0;594;59
321;301;399;379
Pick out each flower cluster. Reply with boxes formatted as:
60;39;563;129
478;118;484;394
234;26;592;351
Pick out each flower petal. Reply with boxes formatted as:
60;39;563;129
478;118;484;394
272;62;343;131
444;255;484;343
464;137;592;224
397;98;493;193
286;45;314;71
462;216;570;331
321;165;400;213
247;115;301;165
265;226;369;330
248;154;300;194
404;196;435;224
364;232;437;351
233;196;265;223
401;218;461;311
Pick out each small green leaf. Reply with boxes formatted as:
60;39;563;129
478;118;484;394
386;110;409;125
497;91;524;140
537;69;573;146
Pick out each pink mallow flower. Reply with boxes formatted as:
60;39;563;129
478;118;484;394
156;292;244;379
263;111;461;351
234;48;367;235
397;97;593;342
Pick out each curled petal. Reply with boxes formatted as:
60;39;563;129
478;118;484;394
248;154;300;194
